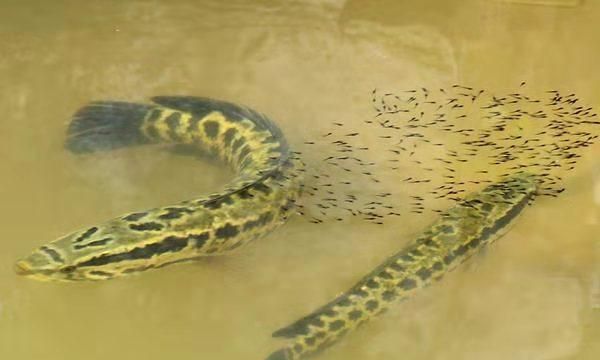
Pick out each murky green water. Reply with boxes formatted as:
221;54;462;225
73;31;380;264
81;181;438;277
1;1;598;359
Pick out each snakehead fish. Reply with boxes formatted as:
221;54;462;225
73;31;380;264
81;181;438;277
267;172;537;360
15;96;303;281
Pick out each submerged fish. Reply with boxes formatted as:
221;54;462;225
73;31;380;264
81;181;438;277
267;172;538;359
15;97;304;281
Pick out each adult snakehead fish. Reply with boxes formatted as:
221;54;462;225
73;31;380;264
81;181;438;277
266;172;537;359
15;96;303;281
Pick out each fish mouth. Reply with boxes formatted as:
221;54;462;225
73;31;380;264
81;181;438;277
14;259;59;281
14;260;34;276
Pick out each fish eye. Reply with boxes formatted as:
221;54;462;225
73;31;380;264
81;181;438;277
60;266;76;274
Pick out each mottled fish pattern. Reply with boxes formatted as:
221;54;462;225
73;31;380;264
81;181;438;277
267;173;537;360
15;97;304;281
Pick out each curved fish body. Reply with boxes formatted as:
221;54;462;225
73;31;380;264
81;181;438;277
267;173;537;360
16;97;303;281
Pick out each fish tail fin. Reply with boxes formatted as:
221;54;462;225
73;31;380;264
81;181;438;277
65;101;153;153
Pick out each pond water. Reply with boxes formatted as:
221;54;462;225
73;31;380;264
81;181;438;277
0;1;598;359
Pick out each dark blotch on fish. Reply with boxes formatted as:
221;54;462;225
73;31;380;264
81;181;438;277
191;232;210;248
329;320;345;331
123;266;151;274
265;349;291;360
467;237;482;249
251;182;272;195
215;223;239;239
348;309;363;320
232;137;246;154
242;212;274;231
409;249;423;258
129;222;164;231
123;212;148;222
438;225;454;234
310;317;325;327
398;277;417;290
480;192;531;242
40;246;64;263
377;270;394;280
365;279;379;289
337;298;352;307
203;195;235;210
78;235;188;267
222;128;237;147
381;290;396;301
353;288;369;298
423;238;439;248
236;188;253;200
238;145;251;161
315;331;326;339
89;270;113;277
165;112;182;139
389;262;405;272
146;108;162;123
158;207;193;220
416;267;432;281
74;227;98;243
203;120;220;139
73;237;112;250
240;157;254;169
365;300;379;311
481;202;494;212
145;125;161;140
454;244;468;257
186;116;202;134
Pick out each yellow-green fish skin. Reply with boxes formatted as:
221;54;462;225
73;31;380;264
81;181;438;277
16;97;304;281
267;173;537;360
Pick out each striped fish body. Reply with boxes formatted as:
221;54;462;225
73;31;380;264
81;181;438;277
16;97;304;281
267;173;537;360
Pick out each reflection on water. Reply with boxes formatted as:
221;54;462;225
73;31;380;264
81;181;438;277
0;1;598;359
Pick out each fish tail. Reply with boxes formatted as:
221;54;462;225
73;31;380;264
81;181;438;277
65;101;153;153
